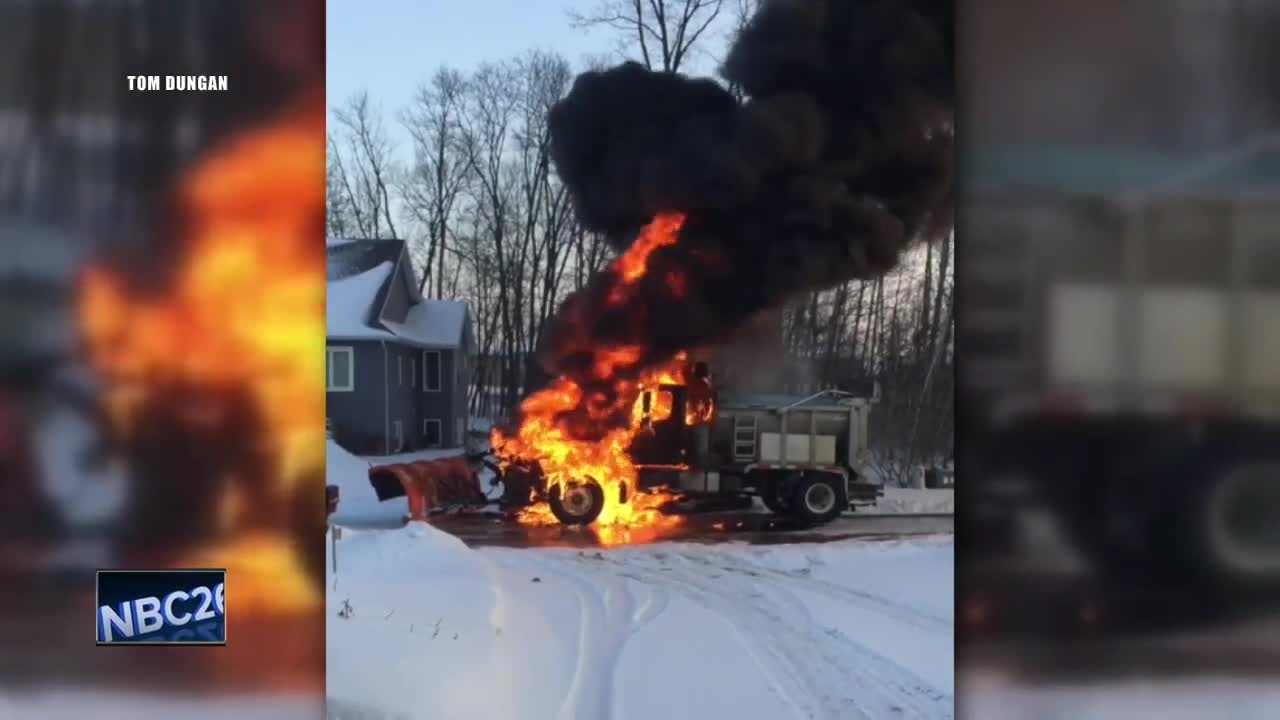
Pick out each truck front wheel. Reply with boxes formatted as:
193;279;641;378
548;479;606;526
790;473;847;526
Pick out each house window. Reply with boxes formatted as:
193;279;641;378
397;355;404;387
423;350;441;392
327;347;354;391
391;420;403;453
423;418;442;447
410;356;416;388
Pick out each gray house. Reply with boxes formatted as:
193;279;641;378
326;238;473;455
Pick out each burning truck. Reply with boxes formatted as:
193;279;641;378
490;356;883;528
490;0;948;535
371;0;952;539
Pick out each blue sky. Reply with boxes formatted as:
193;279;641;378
326;0;732;161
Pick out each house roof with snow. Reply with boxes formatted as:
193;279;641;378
327;237;403;280
326;238;471;350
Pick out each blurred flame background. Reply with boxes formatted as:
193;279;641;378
4;0;1280;717
959;0;1280;717
0;0;323;717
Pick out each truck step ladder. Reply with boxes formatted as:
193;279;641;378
733;414;757;460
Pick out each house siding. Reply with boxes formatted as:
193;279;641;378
455;326;471;444
385;344;419;453
328;341;471;455
326;340;387;455
417;348;459;449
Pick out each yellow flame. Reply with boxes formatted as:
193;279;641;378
79;94;325;609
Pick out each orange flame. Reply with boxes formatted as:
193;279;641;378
493;213;720;545
608;213;684;305
77;94;325;612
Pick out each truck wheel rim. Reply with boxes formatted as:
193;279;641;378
562;485;595;517
804;483;836;514
1206;466;1280;575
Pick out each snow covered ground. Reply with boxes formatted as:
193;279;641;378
960;671;1280;720
326;522;954;720
864;487;953;515
0;692;320;720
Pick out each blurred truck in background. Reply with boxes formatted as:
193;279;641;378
963;142;1280;608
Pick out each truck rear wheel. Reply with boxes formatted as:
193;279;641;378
790;473;846;527
1066;455;1280;602
1191;462;1280;591
548;479;605;526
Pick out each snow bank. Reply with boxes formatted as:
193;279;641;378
326;440;391;525
325;524;526;720
962;671;1280;720
0;691;318;720
862;486;954;515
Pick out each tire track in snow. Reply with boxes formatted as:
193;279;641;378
678;549;951;634
583;551;819;720
737;565;954;713
488;550;669;720
593;550;953;720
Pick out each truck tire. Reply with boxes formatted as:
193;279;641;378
1186;461;1280;593
548;479;605;526
1066;454;1280;607
760;474;792;515
789;473;846;527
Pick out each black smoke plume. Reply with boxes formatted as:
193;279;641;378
540;0;953;436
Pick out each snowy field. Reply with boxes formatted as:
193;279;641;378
861;487;953;515
325;522;954;720
960;671;1280;720
326;439;954;718
0;692;320;720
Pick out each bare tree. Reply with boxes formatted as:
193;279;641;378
401;68;470;296
570;0;726;73
775;240;955;486
331;90;400;238
513;52;577;393
722;0;760;98
459;61;523;412
326;134;355;237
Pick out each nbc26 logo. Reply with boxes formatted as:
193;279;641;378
96;569;227;645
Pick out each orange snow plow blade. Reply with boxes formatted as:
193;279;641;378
368;456;486;522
